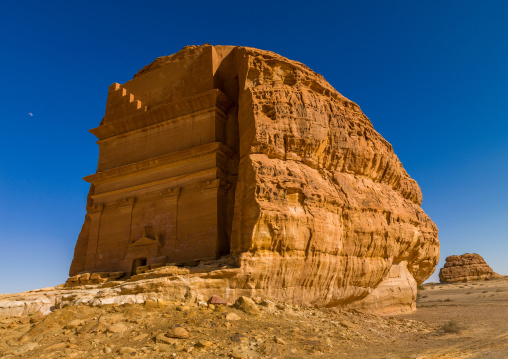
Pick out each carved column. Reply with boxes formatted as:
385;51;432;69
84;203;104;271
119;197;135;244
160;187;180;241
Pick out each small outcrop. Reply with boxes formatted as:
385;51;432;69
439;253;501;283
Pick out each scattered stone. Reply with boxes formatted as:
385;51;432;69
156;343;173;352
176;305;191;312
6;338;18;346
260;299;276;310
231;334;248;343
274;337;287;345
30;315;43;324
208;295;228;305
167;327;189;339
18;317;31;324
230;351;245;359
103;346;112;354
155;333;178;345
234;296;260;315
276;303;287;311
118;347;137;355
88;322;108;333
76;321;98;334
65;319;84;329
13;342;38;355
340;320;359;330
195;340;213;348
45;342;66;351
133;333;149;341
18;334;31;343
225;313;241;321
108;323;128;333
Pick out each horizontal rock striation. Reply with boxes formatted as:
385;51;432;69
65;45;439;315
439;253;501;283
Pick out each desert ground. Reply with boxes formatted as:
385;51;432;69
1;277;507;359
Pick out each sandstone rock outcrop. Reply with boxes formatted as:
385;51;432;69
439;253;500;283
67;44;439;314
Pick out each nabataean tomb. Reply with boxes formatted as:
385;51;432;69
68;45;439;314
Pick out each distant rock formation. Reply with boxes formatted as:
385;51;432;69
439;253;501;283
67;45;439;314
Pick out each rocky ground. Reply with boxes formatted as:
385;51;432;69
1;277;507;359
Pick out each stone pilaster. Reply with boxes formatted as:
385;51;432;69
161;187;180;240
119;197;135;245
84;203;104;271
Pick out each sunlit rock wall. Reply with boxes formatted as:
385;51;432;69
70;45;439;314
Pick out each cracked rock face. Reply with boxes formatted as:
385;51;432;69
68;45;439;315
221;45;438;313
439;253;500;283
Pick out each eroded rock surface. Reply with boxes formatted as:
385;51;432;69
62;45;441;314
439;253;500;283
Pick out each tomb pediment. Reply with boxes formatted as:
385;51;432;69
129;235;158;248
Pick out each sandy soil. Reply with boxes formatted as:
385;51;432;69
1;277;507;359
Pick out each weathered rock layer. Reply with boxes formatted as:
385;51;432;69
67;45;439;314
439;253;500;283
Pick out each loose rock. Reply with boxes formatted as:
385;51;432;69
167;326;189;339
234;297;260;315
226;313;241;321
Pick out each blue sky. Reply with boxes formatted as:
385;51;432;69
1;1;507;293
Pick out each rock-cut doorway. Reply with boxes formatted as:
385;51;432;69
131;257;147;276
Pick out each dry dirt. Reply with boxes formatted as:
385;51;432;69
1;277;507;359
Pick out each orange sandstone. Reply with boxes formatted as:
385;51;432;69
68;45;439;314
439;253;500;283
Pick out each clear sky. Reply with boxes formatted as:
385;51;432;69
1;1;507;294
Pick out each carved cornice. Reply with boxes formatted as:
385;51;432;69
84;142;233;185
89;167;228;204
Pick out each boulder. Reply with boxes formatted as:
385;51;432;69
208;295;228;305
234;296;260;315
439;253;501;283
